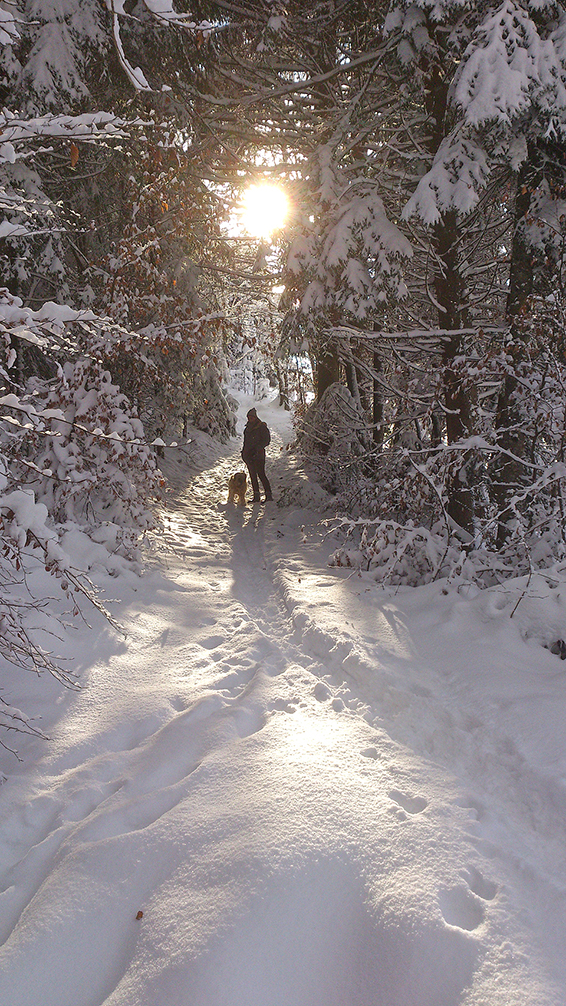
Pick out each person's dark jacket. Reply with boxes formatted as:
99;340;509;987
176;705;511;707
242;419;270;462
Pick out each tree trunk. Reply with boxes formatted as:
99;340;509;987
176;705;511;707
316;342;340;401
425;50;475;535
372;349;384;448
345;353;358;403
434;213;475;535
275;359;290;410
493;156;536;545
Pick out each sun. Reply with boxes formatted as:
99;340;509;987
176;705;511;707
240;184;289;239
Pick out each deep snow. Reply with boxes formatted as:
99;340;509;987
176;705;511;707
1;393;566;1005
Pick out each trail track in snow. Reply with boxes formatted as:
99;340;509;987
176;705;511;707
0;424;565;1004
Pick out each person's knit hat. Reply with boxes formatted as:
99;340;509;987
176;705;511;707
247;408;257;419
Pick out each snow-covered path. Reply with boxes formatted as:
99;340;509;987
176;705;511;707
1;397;566;1005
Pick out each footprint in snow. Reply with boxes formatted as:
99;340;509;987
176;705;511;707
389;789;428;815
460;865;498;901
313;682;331;702
438;885;485;931
233;705;266;738
437;864;496;932
455;795;485;822
200;634;226;650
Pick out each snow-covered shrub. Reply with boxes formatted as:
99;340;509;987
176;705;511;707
17;358;164;537
329;506;566;589
87;316;235;443
0;295;170;749
0;452;115;753
329;439;566;588
297;383;370;493
329;518;513;588
189;358;236;440
324;298;566;589
0;355;164;749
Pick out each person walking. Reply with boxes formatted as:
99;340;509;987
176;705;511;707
241;407;273;504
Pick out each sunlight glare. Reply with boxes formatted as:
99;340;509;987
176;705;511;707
240;184;289;238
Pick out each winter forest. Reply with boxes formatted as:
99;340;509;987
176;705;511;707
2;2;566;1002
3;0;566;727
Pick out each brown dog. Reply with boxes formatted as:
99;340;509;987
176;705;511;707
227;471;247;506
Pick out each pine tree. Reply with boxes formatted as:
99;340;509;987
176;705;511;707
380;0;566;535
